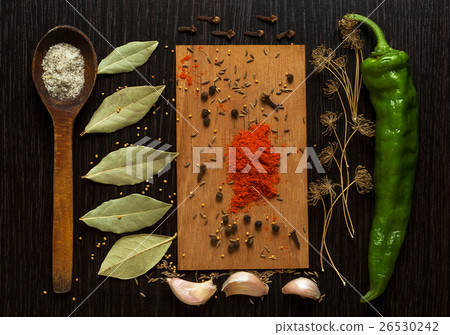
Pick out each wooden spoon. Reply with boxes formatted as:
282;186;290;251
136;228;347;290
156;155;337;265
32;26;97;293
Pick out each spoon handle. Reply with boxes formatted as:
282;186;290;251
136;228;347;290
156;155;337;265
52;121;74;293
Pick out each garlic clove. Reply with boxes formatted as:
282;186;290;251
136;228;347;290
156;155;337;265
166;277;217;306
281;277;321;300
222;271;269;297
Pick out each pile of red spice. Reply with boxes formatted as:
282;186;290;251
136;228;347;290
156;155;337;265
226;123;280;213
176;54;196;86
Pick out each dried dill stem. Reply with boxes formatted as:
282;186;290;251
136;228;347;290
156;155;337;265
308;18;375;285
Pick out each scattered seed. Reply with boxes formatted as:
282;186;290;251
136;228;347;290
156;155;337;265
184;163;190;168
274;116;279;122
275;52;280;58
246;59;254;63
276;197;283;201
139;292;146;298
271;129;278;133
218;111;226;115
272;224;280;233
187;47;194;53
264;49;267;56
201;80;210;85
199;181;206;187
210;98;215;104
190;133;198;138
284;129;290;133
262;113;268;117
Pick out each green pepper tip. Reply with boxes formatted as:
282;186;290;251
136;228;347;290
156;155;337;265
346;13;391;53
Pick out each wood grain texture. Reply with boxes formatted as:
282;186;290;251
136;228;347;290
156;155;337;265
176;45;308;270
1;0;448;317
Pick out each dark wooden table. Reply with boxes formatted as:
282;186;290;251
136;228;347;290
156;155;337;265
1;0;448;317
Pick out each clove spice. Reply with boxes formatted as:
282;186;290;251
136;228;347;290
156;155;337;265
197;15;220;25
177;25;197;34
277;29;295;40
256;14;278;23
244;30;265;38
211;29;235;39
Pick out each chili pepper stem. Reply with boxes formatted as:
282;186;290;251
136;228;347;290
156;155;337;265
346;14;390;52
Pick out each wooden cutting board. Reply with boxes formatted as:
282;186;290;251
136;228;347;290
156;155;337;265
176;45;308;270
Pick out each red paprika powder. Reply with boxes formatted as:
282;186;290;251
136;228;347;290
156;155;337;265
226;123;280;213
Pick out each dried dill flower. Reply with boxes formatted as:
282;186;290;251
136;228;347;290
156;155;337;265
310;45;335;72
318;142;338;169
339;15;364;50
333;55;347;69
354;165;373;194
307;182;322;206
319;176;337;198
323;79;340;99
320;111;341;136
352;114;376;137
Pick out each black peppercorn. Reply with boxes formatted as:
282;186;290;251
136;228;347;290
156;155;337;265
203;116;210;127
234;240;240;248
216;191;223;202
231;223;237;233
225;226;232;235
209;85;216;95
210;235;218;244
272;224;280;233
243;214;251;223
286;73;294;83
201;109;209;118
255;220;262;228
222;215;229;224
231;108;239;119
201;92;208;101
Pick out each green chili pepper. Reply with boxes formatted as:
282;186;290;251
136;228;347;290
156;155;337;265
347;14;419;302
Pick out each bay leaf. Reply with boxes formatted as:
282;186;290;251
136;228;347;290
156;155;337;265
98;233;177;279
82;146;178;186
81;85;165;135
97;41;158;74
80;194;172;234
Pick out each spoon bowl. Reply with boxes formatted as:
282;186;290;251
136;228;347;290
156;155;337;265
32;25;97;293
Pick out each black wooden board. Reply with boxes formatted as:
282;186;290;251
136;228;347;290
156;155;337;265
0;0;448;316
